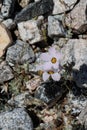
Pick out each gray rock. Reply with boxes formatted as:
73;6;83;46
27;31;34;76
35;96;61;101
8;92;29;107
35;80;67;104
1;0;16;18
79;103;87;129
18;20;42;44
0;62;14;84
0;108;33;130
6;40;35;66
65;0;87;32
61;39;87;88
2;19;16;30
48;16;66;39
15;0;54;22
52;0;78;14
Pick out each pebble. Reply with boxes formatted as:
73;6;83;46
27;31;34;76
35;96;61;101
0;61;14;84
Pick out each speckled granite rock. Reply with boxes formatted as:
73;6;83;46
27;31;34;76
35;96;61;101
6;40;35;66
0;62;14;84
0;108;33;130
61;39;87;89
15;0;54;22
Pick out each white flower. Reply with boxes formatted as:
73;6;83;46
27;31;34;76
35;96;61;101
42;69;61;81
40;46;62;70
36;46;62;81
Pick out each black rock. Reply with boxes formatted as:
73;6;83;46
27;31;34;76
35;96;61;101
35;80;68;104
15;0;54;22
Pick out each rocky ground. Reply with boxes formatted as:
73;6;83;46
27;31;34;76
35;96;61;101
0;0;87;130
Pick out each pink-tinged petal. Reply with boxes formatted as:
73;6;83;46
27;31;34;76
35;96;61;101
55;52;62;61
40;53;51;61
42;62;52;71
52;62;59;69
42;72;50;81
48;47;57;55
51;73;61;81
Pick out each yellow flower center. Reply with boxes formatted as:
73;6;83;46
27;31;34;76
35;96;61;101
48;70;54;74
51;57;57;64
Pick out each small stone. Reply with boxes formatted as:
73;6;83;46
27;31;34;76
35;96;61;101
8;92;29;107
48;16;66;39
6;40;35;66
0;24;12;57
0;62;14;84
15;0;54;22
1;0;16;18
0;108;33;130
18;20;42;44
61;39;87;89
52;0;78;14
2;19;16;30
65;0;87;31
35;80;67;104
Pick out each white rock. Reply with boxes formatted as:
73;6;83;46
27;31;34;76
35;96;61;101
62;39;87;70
18;20;42;44
61;39;87;88
65;0;87;30
53;0;77;14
